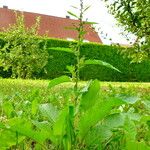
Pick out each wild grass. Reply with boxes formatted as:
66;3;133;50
1;78;149;92
0;79;149;101
0;78;150;149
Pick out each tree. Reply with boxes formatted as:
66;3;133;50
0;12;48;78
103;0;150;61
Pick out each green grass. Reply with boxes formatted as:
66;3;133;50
0;79;149;102
0;78;150;94
0;78;150;149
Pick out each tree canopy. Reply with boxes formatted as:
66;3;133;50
104;0;150;61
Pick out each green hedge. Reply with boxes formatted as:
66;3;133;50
43;47;76;79
0;33;150;81
42;39;150;82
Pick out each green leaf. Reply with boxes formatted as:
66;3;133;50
103;112;141;129
85;124;113;147
102;113;126;129
119;95;140;104
32;120;52;132
53;108;67;136
0;118;49;144
71;5;79;10
48;75;71;89
80;80;100;111
32;120;56;143
126;140;150;150
2;101;14;118
78;97;125;139
67;11;79;19
84;59;121;72
83;6;91;12
31;99;39;115
39;103;59;123
0;130;25;149
124;117;136;141
140;115;150;122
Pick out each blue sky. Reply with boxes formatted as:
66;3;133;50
0;0;133;44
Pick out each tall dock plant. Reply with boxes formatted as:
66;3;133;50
0;1;123;149
67;0;120;104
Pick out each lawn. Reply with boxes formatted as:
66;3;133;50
0;78;149;105
1;78;150;95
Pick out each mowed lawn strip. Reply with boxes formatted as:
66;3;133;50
0;78;150;97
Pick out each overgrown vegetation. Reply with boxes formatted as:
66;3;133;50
0;13;48;78
0;78;149;102
0;0;149;149
0;79;150;149
0;34;150;81
103;0;150;61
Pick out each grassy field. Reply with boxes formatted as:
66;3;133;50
0;79;150;101
1;78;150;92
0;78;150;149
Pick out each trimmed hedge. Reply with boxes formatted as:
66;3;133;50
43;47;76;79
43;39;150;82
0;33;150;81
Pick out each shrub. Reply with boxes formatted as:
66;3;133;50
0;33;150;81
0;14;48;79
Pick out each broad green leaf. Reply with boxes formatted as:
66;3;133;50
0;130;25;149
119;95;140;104
102;113;125;128
31;99;39;115
32;120;52;132
2;101;14;118
39;103;59;123
80;80;100;111
0;118;49;144
84;59;121;72
48;75;71;89
67;11;79;19
53;108;67;136
126;140;150;150
124;117;136;141
85;125;112;147
143;100;150;110
126;112;141;121
66;65;75;75
103;112;141;129
9;118;49;143
78;97;125;139
140;115;150;122
0;122;6;129
32;120;56;144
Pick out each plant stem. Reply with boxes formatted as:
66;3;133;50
74;0;84;103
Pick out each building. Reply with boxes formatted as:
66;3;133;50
0;6;102;43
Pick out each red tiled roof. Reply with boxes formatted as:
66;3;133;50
0;7;102;43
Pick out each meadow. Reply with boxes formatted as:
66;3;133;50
0;79;150;149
